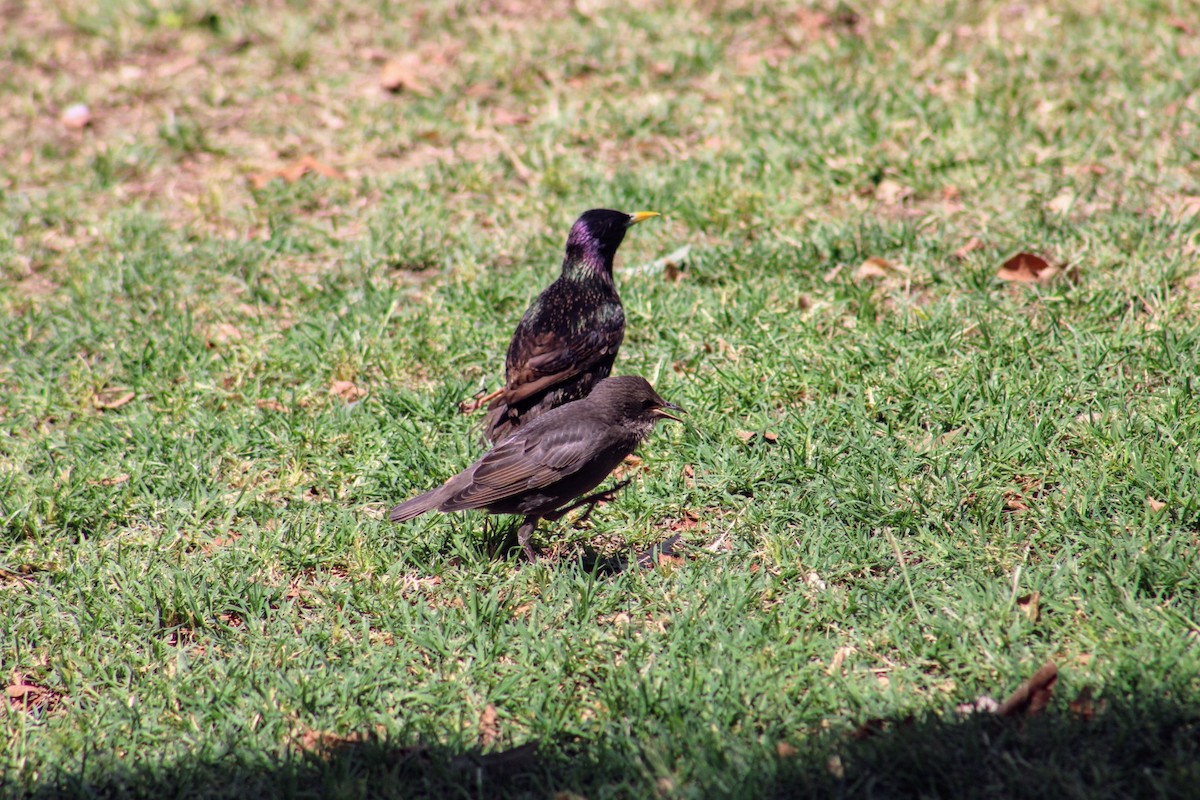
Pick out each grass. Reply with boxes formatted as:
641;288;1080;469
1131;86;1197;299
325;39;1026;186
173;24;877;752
3;0;1199;797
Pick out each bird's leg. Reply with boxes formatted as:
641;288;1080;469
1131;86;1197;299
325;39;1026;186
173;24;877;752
516;515;539;562
459;388;503;414
543;479;632;524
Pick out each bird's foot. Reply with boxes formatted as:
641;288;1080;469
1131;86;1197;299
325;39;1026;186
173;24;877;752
459;388;502;414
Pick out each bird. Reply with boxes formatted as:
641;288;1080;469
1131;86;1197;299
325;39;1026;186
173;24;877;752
391;375;683;561
476;208;660;443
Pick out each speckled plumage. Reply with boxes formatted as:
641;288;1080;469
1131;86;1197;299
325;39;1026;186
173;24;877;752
483;209;658;443
392;376;683;561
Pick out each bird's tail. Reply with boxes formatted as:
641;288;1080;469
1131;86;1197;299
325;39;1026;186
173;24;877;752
388;487;444;523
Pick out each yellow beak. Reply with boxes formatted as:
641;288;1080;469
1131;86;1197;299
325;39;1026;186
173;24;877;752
628;211;661;226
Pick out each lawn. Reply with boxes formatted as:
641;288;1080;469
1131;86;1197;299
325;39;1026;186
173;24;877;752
2;1;1199;797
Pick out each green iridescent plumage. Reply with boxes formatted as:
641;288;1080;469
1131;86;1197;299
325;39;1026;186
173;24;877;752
483;209;659;443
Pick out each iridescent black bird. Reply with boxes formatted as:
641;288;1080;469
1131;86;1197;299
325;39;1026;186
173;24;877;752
479;208;660;443
391;376;683;561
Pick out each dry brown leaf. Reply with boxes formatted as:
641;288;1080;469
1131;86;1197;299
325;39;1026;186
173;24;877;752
829;645;855;673
1003;492;1029;512
5;673;63;714
997;252;1056;283
1017;591;1040;622
1167;16;1196;35
954;237;984;259
1046;190;1076;215
250;156;344;190
208;323;243;344
668;510;702;532
16;273;59;298
88;474;130;487
763;430;779;444
874;179;911;205
93;389;135;410
278;156;343;183
1173;196;1200;221
1068;686;1106;721
60;103;91;129
854;258;890;281
380;55;431;95
736;430;756;444
775;741;798;758
822;263;845;282
682;463;696;488
479;704;500;748
491;107;530;126
330;380;366;403
1147;497;1167;512
997;661;1058;718
256;399;289;413
293;727;369;755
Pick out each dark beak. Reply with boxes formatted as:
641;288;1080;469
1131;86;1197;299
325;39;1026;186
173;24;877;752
653;402;685;423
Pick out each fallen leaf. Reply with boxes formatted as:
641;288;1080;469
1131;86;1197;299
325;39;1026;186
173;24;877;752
1046;190;1076;215
874;179;911;205
330;380;366;403
954;237;984;259
256;398;288;413
207;323;243;344
1068;686;1106;721
1003;492;1029;512
1173;196;1200;221
853;256;909;281
668;510;702;532
15;273;59;298
736;430;756;444
5;673;62;714
997;252;1056;283
88;474;130;487
380;55;431;95
93;389;135;409
1167;16;1195;35
60;103;91;129
826;753;845;779
249;156;344;190
763;430;779;443
293;727;370;755
829;645;854;673
278;156;343;183
776;741;798;758
822;263;844;282
1017;591;1040;622
491;107;530;126
997;661;1058;718
1147;497;1167;512
479;704;499;748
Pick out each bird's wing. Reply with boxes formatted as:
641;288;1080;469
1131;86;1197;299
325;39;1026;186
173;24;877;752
503;326;623;406
438;417;610;511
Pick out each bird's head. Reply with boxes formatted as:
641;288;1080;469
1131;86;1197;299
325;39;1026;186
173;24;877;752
589;375;685;436
563;209;660;276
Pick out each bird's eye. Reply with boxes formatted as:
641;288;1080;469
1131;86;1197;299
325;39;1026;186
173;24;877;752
642;398;657;409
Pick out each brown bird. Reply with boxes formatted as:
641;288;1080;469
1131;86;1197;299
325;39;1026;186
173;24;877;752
479;208;660;443
392;375;683;561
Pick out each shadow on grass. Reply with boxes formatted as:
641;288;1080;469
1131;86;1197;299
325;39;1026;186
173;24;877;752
17;694;1200;799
